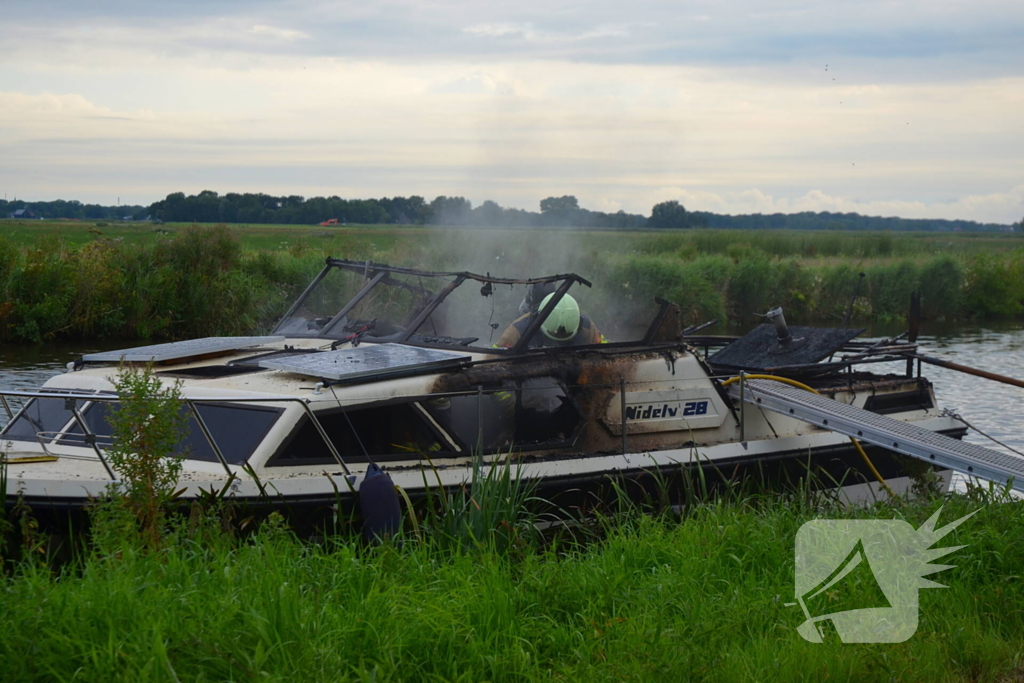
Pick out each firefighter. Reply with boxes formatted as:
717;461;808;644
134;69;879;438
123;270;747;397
496;292;605;348
517;281;557;317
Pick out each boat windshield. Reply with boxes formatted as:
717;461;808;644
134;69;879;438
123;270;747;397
272;259;595;350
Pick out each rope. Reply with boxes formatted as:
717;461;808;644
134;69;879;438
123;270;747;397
720;373;895;497
941;408;1024;458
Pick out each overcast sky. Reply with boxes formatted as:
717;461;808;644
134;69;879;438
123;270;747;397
1;0;1022;222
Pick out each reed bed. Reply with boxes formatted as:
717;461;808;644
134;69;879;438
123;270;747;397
0;224;1022;343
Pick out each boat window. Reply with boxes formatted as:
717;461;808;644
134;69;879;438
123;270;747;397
274;265;433;340
514;377;581;447
178;404;283;464
56;399;116;449
863;388;935;415
0;395;77;443
267;402;450;466
422;377;581;453
59;402;282;465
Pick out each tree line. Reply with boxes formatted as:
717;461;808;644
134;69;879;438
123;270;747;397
1;198;146;221
141;192;650;229
3;193;1019;232
691;210;1017;233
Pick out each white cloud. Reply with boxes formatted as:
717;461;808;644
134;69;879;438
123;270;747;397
249;24;311;42
0;1;1022;222
2;61;1022;221
463;23;537;39
429;72;524;96
462;21;637;43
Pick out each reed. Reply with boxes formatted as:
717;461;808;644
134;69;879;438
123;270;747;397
411;456;545;554
0;227;1021;343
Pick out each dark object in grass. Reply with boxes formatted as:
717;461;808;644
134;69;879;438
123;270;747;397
359;462;402;542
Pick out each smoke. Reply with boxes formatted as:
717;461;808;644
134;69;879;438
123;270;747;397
407;226;658;345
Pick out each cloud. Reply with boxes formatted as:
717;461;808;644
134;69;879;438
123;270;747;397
2;58;1022;222
249;24;311;42
3;2;1022;81
463;23;537;40
429;72;524;96
462;22;636;43
0;1;1022;221
0;92;157;141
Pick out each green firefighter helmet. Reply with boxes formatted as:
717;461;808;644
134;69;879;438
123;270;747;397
538;293;581;341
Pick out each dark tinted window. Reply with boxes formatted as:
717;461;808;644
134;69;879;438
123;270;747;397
423;378;580;453
58;399;116;448
61;401;281;465
1;397;76;443
422;392;513;454
268;403;448;466
182;404;282;464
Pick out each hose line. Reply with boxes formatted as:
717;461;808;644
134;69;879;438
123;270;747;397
720;373;895;497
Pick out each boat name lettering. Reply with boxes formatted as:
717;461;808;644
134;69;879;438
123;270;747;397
626;401;709;420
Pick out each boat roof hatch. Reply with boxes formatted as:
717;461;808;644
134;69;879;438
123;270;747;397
258;343;471;383
708;324;863;372
82;336;285;363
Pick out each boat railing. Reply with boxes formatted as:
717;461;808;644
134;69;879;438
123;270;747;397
0;390;350;482
2;373;728;477
0;361;935;487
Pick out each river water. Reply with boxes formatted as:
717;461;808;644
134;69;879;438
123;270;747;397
2;324;1023;462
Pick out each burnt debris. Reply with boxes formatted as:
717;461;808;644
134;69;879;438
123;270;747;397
709;323;863;372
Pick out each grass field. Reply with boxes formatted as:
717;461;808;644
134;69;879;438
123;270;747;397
1;488;1021;682
1;220;1022;343
3;218;1022;256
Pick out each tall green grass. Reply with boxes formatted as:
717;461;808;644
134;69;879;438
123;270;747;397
1;226;1022;342
1;488;1021;682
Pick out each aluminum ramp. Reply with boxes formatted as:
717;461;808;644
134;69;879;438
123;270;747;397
728;378;1024;492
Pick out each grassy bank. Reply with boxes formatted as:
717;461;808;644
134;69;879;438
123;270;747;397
1;223;1022;343
1;490;1021;682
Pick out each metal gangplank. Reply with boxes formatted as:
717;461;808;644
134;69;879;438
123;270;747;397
728;378;1024;492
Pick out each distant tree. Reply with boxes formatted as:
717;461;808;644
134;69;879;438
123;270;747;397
408;195;430;224
650;200;688;229
474;200;504;226
428;196;473;225
540;195;579;214
83;204;107;220
538;195;583;227
380;196;428;224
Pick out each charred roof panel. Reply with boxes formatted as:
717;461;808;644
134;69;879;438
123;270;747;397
708;324;863;371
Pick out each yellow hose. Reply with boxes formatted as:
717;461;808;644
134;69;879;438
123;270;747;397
720;373;895;497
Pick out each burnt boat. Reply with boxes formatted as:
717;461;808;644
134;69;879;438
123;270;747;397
4;258;1022;523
